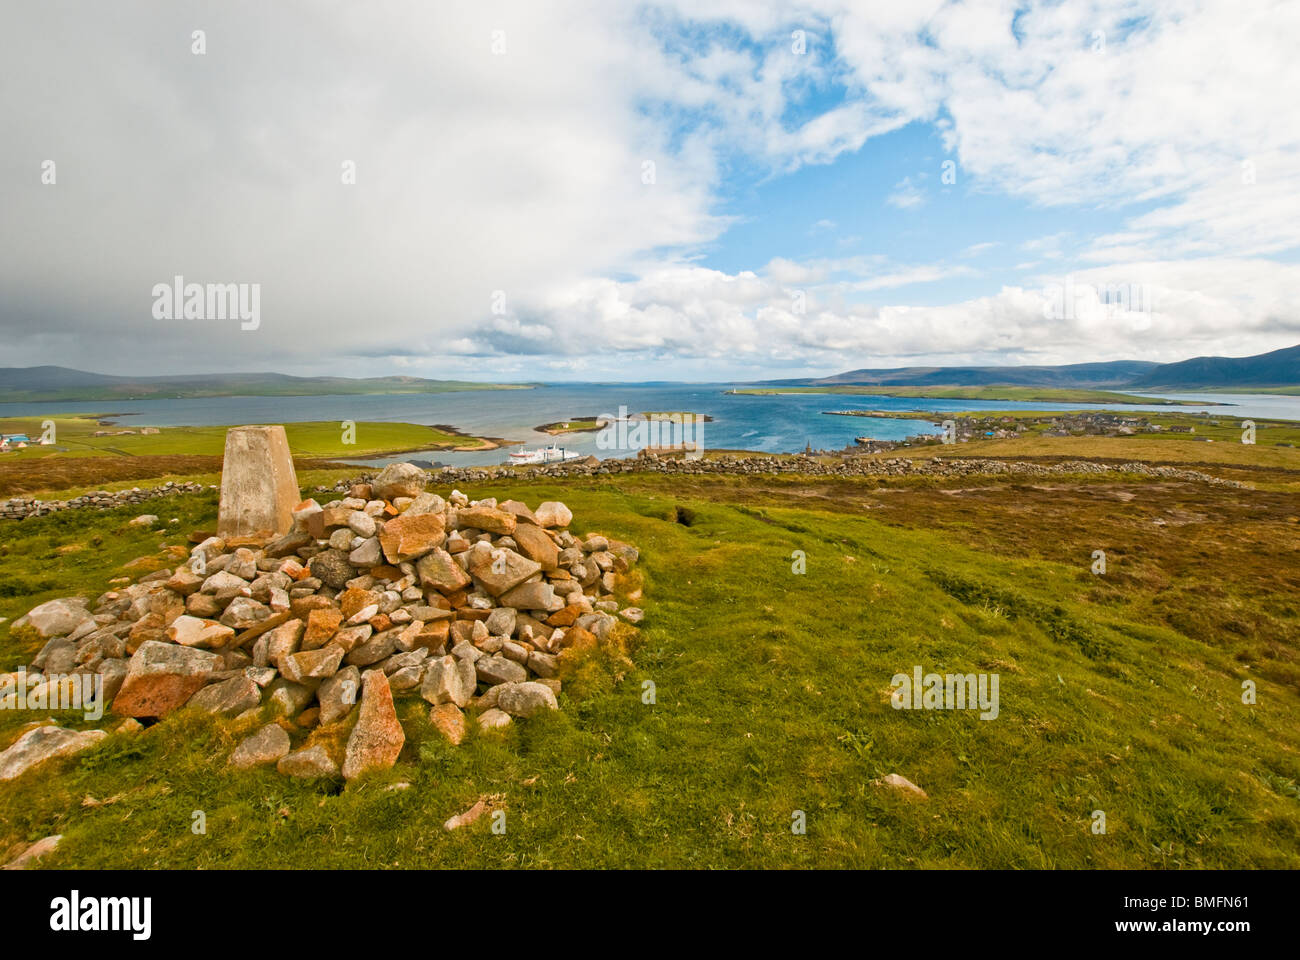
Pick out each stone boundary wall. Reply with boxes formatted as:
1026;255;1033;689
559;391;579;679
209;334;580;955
0;455;1246;522
2;481;209;521
324;454;1248;491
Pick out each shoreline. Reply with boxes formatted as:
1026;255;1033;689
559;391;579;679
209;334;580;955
0;413;514;461
732;387;1227;406
426;424;519;452
823;409;1300;425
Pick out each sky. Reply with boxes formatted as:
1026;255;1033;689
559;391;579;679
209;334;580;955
2;0;1299;382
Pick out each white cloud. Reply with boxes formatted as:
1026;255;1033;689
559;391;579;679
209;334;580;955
454;252;1300;372
1;0;1298;379
467;255;1300;371
1020;232;1071;258
0;1;818;372
886;176;925;209
844;264;977;292
828;0;1300;258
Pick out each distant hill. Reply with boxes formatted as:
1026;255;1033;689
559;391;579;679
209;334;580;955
0;366;535;402
764;360;1157;389
759;344;1299;391
1125;343;1300;389
3;344;1295;402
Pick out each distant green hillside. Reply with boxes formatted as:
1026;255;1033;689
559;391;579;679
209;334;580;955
0;366;536;402
752;343;1300;392
732;385;1206;405
1198;385;1300;396
1126;343;1300;390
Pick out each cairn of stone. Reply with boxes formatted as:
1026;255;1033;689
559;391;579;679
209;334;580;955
2;460;642;782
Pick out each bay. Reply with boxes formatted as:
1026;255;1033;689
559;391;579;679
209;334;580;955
1;385;1296;468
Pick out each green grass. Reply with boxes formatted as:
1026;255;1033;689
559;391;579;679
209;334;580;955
959;410;1300;444
0;416;496;460
1;469;1296;868
535;418;605;435
6;467;358;504
846;409;1300;475
1197;386;1300;396
733;385;1209;404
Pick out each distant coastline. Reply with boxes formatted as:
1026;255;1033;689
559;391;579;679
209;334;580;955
0;366;538;403
731;385;1223;405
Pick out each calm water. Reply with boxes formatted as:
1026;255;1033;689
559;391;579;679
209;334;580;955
2;385;1296;467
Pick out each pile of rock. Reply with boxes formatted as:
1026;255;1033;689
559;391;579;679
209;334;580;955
1;481;209;520
4;463;641;782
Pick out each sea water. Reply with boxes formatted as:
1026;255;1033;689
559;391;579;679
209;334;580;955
2;384;1295;468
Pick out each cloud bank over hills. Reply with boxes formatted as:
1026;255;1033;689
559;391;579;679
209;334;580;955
2;1;1298;380
6;342;1296;402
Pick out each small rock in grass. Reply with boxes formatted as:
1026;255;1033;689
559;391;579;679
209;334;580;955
2;835;62;870
0;726;108;781
444;798;486;831
873;773;927;800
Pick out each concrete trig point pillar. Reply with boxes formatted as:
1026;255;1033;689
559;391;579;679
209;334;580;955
217;425;300;539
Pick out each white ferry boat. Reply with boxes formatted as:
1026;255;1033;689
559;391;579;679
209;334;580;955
506;443;585;465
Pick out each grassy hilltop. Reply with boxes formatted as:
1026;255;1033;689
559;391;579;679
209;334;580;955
0;430;1297;868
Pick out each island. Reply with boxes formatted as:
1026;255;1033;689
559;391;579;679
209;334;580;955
534;416;609;435
536;412;714;435
639;411;715;421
